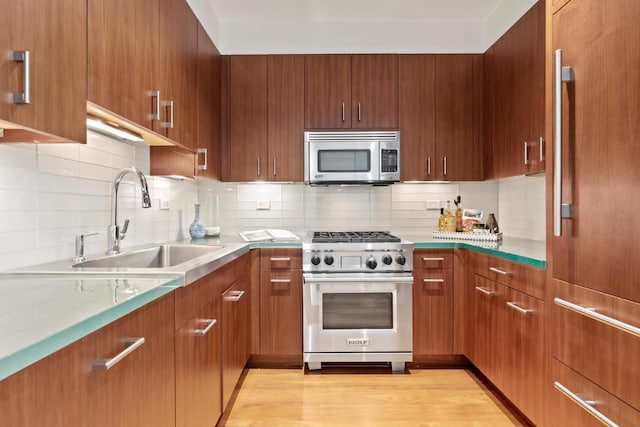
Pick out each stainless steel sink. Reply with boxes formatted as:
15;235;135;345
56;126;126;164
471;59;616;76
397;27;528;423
72;244;224;269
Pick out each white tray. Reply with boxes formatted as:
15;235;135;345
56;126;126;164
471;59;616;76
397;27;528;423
432;231;503;242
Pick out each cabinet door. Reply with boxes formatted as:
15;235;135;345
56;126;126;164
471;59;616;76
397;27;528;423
222;273;251;410
260;270;303;357
399;55;436;181
435;55;480;181
196;22;222;180
157;0;198;149
88;0;159;131
413;269;453;355
176;298;222;427
552;0;640;302
473;275;506;389
304;54;351;129
228;55;268;181
1;0;86;143
351;54;398;129
267;55;304;181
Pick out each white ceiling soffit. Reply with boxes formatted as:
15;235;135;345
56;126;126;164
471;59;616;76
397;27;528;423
200;0;538;54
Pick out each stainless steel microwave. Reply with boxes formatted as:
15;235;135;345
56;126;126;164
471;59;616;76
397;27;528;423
304;131;400;185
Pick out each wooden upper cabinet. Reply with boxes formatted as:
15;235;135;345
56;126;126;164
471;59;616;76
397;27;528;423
88;0;159;130
351;54;398;129
304;54;352;129
267;55;305;181
304;54;398;130
157;0;198;150
196;22;222;180
1;0;86;143
399;55;436;181
227;55;269;182
484;1;545;179
552;0;640;302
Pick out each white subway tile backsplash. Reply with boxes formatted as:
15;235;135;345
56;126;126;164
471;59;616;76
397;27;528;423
0;144;37;170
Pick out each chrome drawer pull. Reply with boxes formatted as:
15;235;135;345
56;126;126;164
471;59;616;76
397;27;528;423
554;381;619;427
92;337;145;371
12;50;31;104
554;298;640;338
506;301;533;314
270;278;291;284
194;319;217;336
422;257;445;261
475;286;495;296
423;278;445;283
270;257;291;262
197;148;208;170
224;290;245;302
489;267;512;276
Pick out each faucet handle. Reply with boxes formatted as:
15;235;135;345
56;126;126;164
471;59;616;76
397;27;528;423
73;232;99;263
119;219;130;240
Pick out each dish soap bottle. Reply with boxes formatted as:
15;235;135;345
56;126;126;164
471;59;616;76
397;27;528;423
438;208;445;231
444;201;456;232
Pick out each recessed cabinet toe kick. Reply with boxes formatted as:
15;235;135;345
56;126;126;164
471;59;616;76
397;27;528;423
302;231;414;373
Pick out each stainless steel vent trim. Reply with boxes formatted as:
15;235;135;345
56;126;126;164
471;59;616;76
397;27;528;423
304;130;400;143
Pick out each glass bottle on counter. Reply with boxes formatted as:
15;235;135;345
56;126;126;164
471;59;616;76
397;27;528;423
444;201;456;232
438;208;445;231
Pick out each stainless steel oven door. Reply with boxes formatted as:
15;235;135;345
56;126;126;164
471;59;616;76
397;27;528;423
303;273;413;354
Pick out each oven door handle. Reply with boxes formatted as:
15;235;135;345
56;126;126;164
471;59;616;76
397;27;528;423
304;276;414;284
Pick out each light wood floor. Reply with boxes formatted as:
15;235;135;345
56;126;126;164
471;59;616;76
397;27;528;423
220;368;524;427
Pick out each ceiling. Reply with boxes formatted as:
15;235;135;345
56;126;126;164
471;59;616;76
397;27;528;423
191;0;537;54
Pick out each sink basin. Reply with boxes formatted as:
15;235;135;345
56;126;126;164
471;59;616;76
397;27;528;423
72;244;224;269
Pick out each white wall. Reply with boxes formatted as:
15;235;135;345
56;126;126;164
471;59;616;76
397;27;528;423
484;0;538;48
0;133;545;271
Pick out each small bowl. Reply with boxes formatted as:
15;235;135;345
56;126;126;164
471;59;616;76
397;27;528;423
205;226;220;237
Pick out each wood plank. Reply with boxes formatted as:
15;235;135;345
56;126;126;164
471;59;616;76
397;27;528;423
220;369;524;426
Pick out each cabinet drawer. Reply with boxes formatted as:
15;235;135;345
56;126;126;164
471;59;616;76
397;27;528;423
260;249;302;270
414;249;453;269
477;254;545;300
550;279;640;409
551;358;640;426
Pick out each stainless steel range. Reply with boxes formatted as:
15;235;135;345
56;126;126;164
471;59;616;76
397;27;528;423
302;231;413;373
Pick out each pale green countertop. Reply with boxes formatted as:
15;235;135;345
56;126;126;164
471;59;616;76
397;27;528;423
0;275;182;381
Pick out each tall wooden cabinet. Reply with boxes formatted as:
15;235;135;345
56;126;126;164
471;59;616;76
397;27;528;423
549;0;640;424
399;55;482;181
484;1;545;179
1;0;87;143
304;54;398;129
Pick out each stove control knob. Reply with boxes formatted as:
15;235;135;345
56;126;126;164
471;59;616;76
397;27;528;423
324;255;334;266
396;254;407;266
382;254;393;265
366;257;378;270
311;255;321;266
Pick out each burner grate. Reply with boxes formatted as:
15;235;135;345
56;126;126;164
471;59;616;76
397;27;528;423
312;231;401;243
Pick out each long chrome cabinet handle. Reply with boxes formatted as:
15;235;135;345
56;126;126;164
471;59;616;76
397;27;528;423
489;267;512;276
162;100;174;128
554;297;640;338
358;102;362;121
553;381;619;427
423;278;445;283
11;50;31;104
149;90;161;120
92;337;145;371
554;49;575;236
539;136;545;161
270;278;291;284
194;319;217;336
257;157;261;176
427;157;431;176
197;148;208;170
273;157;277;176
443;156;447;176
270;257;291;262
341;102;345;122
506;301;533;314
475;286;495;296
423;257;445;261
224;290;245;302
524;141;530;165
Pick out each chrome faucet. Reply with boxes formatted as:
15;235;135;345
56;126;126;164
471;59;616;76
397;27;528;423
106;167;152;255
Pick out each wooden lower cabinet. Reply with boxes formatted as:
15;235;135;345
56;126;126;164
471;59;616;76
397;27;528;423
413;249;454;357
175;298;222;427
0;293;175;427
222;272;251;410
473;274;545;426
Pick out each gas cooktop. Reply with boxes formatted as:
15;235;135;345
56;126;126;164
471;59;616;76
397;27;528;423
311;231;401;244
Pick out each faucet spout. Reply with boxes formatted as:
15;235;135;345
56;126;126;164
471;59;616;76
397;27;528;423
107;167;152;255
